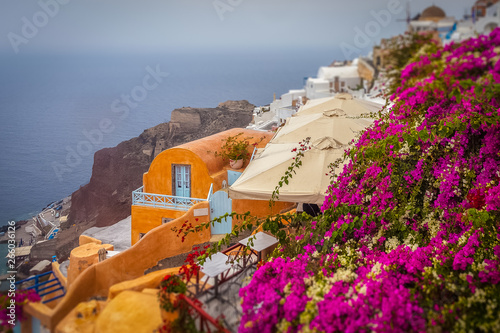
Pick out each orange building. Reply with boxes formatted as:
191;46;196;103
131;128;292;244
19;128;294;332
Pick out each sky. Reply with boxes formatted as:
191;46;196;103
1;0;474;57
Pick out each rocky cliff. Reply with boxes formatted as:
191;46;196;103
51;100;254;259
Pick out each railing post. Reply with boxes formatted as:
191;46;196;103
250;146;258;161
206;183;214;201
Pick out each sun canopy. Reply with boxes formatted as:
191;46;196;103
297;93;383;117
229;138;346;204
229;95;379;204
270;110;373;145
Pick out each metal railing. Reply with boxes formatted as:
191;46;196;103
177;294;231;333
132;184;213;211
16;271;65;304
207;183;214;202
250;146;257;161
187;243;258;300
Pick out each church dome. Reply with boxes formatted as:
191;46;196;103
420;5;446;19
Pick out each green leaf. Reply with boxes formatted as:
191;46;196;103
480;211;490;223
471;119;480;130
418;130;429;142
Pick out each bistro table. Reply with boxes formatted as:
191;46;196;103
239;232;279;262
199;252;231;302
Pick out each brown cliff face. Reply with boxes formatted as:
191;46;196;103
67;100;254;230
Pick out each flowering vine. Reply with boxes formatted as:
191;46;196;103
239;29;500;332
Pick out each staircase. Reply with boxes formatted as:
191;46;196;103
16;271;65;304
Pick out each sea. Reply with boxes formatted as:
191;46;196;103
0;47;343;277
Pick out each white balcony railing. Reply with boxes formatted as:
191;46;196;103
132;184;213;211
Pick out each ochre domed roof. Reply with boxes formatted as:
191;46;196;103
420;5;446;19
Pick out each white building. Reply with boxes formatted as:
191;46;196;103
476;3;500;33
305;60;362;100
428;2;500;45
249;89;306;130
249;59;375;131
269;89;306;124
408;5;457;41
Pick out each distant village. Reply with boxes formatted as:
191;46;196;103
249;2;500;131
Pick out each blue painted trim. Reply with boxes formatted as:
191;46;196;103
16;271;66;304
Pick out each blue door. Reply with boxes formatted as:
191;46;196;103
210;190;232;234
173;165;190;204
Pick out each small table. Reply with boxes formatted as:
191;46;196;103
200;252;231;302
239;232;279;262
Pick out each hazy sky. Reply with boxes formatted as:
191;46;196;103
1;0;474;56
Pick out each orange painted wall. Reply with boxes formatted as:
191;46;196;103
78;235;102;246
67;243;114;286
142;128;273;198
35;129;278;329
45;202;211;330
131;205;187;245
143;148;213;199
52;262;67;289
24;302;54;330
232;198;294;227
133;128;274;243
174;128;272;175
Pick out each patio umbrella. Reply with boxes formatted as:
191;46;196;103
229;137;346;204
270;110;373;145
298;93;382;117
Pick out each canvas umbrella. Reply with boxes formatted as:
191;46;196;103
229;137;347;204
270;110;373;145
298;93;382;117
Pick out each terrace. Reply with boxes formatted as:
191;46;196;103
132;184;213;211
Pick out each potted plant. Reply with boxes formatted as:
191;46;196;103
157;274;187;323
212;132;263;169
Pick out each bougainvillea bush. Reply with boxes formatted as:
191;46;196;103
239;29;500;332
0;290;40;331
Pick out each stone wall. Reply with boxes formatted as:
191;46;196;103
169;108;201;132
358;58;376;83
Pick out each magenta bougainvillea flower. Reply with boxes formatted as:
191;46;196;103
240;29;500;332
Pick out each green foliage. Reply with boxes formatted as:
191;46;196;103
209;132;263;161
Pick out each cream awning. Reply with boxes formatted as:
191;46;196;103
229;138;346;204
229;94;379;204
297;93;382;117
271;110;373;145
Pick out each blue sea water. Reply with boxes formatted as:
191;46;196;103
0;48;342;275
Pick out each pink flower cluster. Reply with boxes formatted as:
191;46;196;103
239;254;312;333
0;289;40;328
240;29;500;332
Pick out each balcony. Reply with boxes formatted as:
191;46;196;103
132;185;212;211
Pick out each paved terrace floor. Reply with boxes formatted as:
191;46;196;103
82;216;132;252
